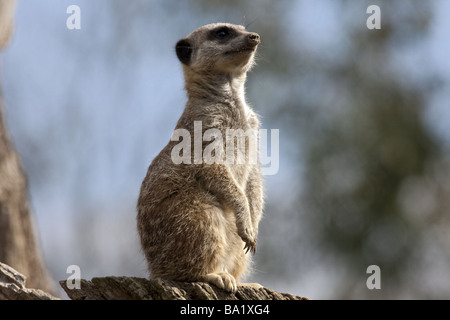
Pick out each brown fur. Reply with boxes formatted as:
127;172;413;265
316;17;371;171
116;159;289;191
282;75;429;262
137;23;263;292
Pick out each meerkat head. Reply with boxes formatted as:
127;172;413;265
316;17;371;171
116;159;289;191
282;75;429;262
175;23;260;76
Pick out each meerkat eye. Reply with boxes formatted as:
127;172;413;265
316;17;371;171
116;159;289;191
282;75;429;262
215;27;232;39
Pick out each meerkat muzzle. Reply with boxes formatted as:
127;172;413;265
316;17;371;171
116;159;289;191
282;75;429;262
248;33;260;44
225;33;260;56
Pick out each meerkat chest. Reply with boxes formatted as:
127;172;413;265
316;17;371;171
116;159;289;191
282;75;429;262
224;102;259;188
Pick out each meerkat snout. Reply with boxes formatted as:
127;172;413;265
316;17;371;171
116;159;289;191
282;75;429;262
248;33;260;43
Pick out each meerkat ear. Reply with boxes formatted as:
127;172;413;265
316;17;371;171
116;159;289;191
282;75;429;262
175;39;192;66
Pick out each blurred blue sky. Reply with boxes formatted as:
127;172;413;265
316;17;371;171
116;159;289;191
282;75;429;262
1;0;450;298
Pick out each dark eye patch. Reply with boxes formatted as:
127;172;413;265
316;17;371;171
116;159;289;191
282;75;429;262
211;26;234;40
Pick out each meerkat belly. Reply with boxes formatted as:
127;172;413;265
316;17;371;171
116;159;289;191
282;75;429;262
213;204;247;274
228;163;250;190
225;127;254;188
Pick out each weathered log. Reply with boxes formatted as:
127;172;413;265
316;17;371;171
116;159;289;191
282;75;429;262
1;262;308;300
59;276;308;300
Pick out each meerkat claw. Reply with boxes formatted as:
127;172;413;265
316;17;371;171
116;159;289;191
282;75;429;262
243;240;257;255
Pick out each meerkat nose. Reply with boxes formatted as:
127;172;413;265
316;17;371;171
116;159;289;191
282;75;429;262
248;33;260;44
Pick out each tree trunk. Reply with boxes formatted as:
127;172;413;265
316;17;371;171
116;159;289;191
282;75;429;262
0;0;16;49
0;0;57;295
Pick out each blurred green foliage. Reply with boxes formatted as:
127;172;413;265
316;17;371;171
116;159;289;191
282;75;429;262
192;0;449;298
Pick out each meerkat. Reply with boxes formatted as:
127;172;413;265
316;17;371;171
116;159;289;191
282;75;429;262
137;23;263;293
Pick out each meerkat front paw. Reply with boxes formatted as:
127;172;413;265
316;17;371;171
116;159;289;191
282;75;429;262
238;226;257;255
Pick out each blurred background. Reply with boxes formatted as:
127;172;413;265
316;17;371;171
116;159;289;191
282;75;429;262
1;0;450;299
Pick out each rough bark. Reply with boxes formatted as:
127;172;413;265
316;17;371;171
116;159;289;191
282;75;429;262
59;276;308;300
0;0;58;295
0;262;59;300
